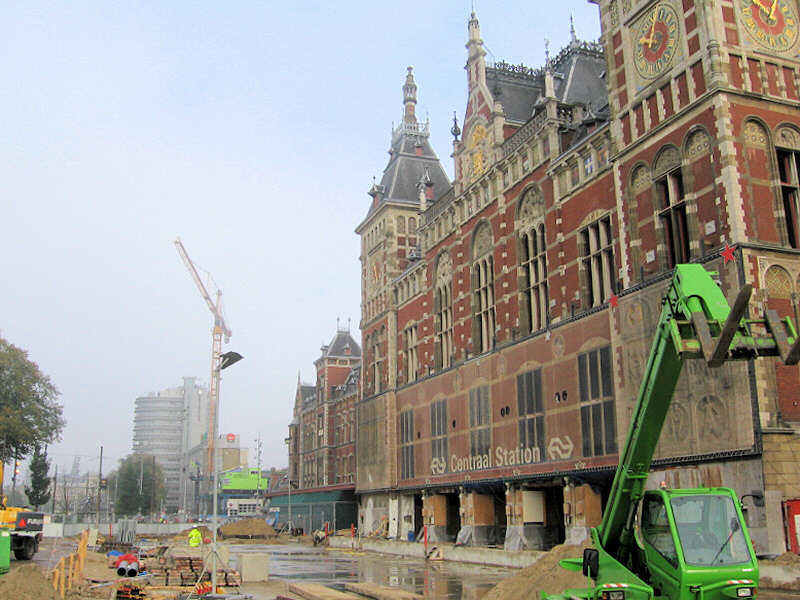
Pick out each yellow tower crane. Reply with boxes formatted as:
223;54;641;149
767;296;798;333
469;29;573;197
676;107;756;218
174;237;231;482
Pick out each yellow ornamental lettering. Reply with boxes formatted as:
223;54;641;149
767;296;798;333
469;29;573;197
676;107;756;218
756;29;765;40
746;17;756;28
742;5;752;17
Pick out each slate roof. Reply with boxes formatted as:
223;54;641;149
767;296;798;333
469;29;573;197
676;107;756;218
365;69;451;219
487;38;607;125
318;329;361;361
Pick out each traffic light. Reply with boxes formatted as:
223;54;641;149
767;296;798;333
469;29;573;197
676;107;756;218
14;460;20;475
99;478;108;489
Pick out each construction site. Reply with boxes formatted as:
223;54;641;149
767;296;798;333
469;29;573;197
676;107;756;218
0;518;797;600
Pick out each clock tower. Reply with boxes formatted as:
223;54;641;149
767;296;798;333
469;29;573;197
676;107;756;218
596;0;800;536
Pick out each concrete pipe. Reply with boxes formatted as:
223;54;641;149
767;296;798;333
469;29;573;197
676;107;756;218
116;561;129;576
126;562;139;577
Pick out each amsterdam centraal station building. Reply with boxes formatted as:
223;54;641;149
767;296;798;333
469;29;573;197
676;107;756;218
289;2;800;555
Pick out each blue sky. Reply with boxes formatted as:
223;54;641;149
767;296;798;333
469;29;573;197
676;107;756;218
0;1;601;482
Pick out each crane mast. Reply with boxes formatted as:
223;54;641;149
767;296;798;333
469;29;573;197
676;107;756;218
174;237;232;484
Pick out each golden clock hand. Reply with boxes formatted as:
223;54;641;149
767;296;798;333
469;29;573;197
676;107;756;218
769;0;778;20
647;16;657;49
752;0;771;14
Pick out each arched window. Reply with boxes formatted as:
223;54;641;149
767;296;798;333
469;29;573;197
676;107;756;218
517;187;548;333
773;125;800;248
472;222;496;354
434;252;454;369
653;146;689;267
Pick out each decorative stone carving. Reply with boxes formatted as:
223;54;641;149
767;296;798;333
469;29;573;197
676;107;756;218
765;265;793;299
631;165;650;193
776;126;800;150
519;187;544;224
473;222;493;259
653;147;681;177
743;121;768;147
687;130;710;156
552;334;564;360
436;251;453;288
698;395;727;441
665;403;690;445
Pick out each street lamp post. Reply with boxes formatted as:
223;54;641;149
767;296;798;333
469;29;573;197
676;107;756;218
209;351;243;595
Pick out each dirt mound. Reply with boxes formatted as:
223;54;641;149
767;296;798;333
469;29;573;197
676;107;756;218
0;564;60;600
482;540;593;600
220;518;277;538
768;551;800;566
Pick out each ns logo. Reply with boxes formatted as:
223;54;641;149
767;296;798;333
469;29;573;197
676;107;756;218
430;457;447;475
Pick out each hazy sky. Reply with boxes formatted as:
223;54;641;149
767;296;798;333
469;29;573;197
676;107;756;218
1;1;601;483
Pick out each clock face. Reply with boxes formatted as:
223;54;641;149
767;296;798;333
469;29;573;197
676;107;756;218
737;0;799;52
634;3;681;80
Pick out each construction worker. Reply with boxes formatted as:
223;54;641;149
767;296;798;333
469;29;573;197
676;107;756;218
188;527;202;548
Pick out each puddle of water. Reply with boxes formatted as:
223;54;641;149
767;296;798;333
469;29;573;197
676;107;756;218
228;544;511;600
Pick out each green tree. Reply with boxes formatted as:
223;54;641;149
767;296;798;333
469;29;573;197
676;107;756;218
112;454;165;517
24;446;51;509
0;338;65;485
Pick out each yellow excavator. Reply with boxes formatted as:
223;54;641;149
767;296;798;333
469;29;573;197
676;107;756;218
0;460;44;568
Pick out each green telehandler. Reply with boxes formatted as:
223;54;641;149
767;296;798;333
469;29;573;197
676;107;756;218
545;264;800;600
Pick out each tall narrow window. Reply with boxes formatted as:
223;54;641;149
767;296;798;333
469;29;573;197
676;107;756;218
474;255;495;353
473;223;495;354
400;409;414;479
469;386;491;457
434;253;454;370
777;149;800;249
578;346;617;457
517;187;547;334
580;214;615;307
403;324;419;383
521;224;548;332
656;167;689;267
370;332;382;394
431;399;448;468
517;369;545;460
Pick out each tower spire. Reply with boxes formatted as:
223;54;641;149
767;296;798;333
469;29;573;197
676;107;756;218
403;66;418;123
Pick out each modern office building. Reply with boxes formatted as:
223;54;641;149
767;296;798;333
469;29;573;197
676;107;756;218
132;376;209;513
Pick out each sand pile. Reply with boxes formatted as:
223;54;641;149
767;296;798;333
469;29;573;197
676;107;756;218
220;518;277;538
0;564;60;600
482;541;593;600
769;551;800;567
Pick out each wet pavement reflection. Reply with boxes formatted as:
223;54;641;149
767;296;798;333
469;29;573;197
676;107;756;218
229;544;512;600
